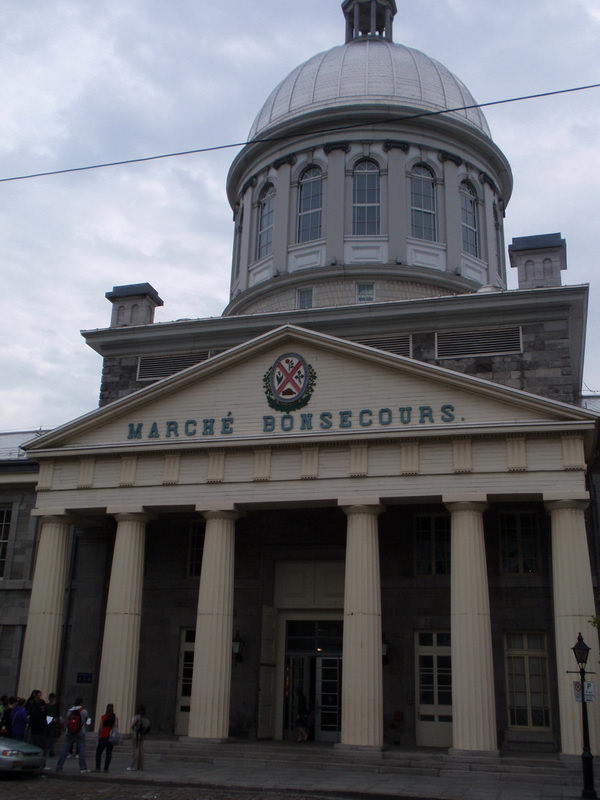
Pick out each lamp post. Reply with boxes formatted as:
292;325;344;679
572;633;597;799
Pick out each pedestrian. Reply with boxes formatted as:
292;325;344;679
127;705;150;771
95;703;117;772
10;698;27;741
0;696;9;736
26;690;47;751
45;693;60;756
294;686;309;742
56;698;90;773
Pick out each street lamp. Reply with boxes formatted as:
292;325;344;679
571;633;597;799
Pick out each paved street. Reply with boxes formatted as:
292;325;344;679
0;774;436;800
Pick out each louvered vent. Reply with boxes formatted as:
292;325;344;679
137;352;210;381
436;327;522;359
350;335;411;357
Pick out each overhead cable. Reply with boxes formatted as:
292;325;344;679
1;82;599;184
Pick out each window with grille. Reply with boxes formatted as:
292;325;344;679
188;520;204;578
356;282;374;303
352;159;380;235
411;164;436;241
505;632;551;729
417;631;452;720
297;288;313;309
500;512;540;575
297;166;323;243
460;181;478;257
257;183;275;260
415;514;451;575
0;504;12;577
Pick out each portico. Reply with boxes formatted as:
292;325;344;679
19;325;599;755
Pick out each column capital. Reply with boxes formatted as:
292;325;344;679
545;498;589;513
110;511;153;524
198;509;243;522
340;503;384;517
444;499;488;513
31;509;73;521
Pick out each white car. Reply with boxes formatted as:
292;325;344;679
0;737;45;771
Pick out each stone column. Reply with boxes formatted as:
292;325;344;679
188;511;239;740
95;513;149;726
18;515;72;697
339;503;383;748
547;499;599;755
446;500;497;753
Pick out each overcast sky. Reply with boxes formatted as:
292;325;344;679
2;0;600;433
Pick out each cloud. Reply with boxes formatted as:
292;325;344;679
1;0;600;428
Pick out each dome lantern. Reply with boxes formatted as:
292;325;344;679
343;0;397;42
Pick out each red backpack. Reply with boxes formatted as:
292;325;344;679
67;708;83;734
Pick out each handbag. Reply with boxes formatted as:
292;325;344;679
108;722;121;745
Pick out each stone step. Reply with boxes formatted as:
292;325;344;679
136;739;582;785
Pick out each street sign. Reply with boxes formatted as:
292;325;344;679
574;680;595;702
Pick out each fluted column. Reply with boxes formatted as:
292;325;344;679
340;503;383;748
188;510;239;740
547;499;599;755
95;513;148;726
18;515;72;697
446;500;497;753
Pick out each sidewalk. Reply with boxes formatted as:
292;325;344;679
45;739;591;800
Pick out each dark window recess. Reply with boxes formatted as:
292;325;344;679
137;352;210;381
351;335;411;357
436;327;522;359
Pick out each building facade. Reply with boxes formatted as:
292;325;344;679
7;0;600;757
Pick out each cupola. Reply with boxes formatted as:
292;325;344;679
343;0;397;42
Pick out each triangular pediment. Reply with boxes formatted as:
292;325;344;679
26;325;597;456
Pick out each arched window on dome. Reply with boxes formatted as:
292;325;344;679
353;159;380;236
234;207;244;278
297;166;323;243
460;181;478;257
257;183;275;260
410;164;436;242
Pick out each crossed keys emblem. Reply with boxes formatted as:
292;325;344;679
263;352;317;412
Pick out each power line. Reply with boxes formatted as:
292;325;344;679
1;82;599;184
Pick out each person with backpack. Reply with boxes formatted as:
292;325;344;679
55;698;90;773
127;704;150;771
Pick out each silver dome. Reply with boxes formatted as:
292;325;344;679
249;38;491;140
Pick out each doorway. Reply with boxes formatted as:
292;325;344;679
415;630;452;747
283;620;343;742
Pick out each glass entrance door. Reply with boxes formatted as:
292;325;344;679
283;620;342;742
315;656;342;741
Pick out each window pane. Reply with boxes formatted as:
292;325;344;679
415;514;450;575
297;288;313;309
506;633;550;729
298;167;322;243
411;166;436;241
258;184;275;259
188;521;203;577
0;504;11;577
357;282;374;302
460;182;478;256
353;160;380;235
501;513;540;574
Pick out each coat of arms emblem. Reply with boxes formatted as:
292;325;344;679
263;353;317;412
